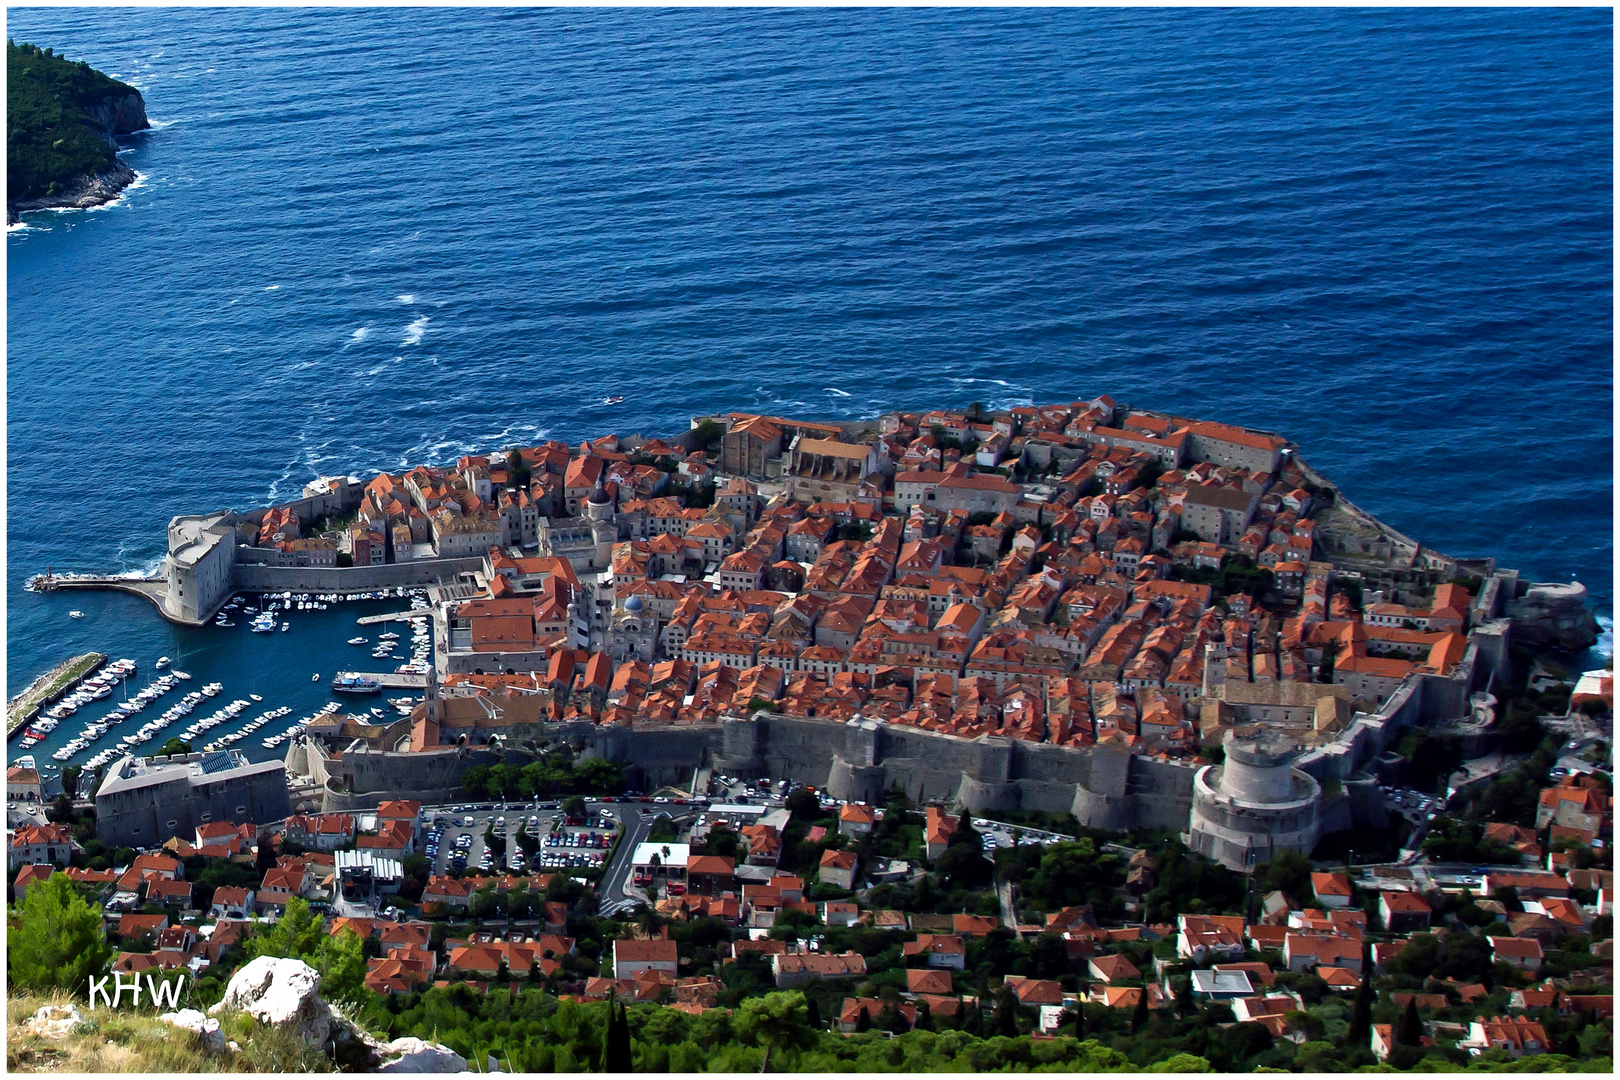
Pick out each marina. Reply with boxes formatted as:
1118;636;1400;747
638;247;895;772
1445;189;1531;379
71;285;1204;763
6;588;435;775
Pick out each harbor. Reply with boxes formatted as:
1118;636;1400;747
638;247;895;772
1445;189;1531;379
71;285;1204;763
6;587;434;776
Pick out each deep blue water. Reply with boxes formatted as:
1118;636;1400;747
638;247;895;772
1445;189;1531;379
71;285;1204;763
7;9;1613;769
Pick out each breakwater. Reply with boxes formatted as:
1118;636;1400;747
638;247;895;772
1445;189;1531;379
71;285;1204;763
7;652;106;740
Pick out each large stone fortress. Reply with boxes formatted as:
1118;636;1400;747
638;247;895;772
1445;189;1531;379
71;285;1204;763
88;397;1595;871
1188;729;1322;870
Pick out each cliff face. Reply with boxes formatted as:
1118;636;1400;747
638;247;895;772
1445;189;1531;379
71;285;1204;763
7;43;152;223
83;90;151;144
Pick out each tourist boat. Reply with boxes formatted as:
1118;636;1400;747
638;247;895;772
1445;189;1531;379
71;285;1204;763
331;674;383;695
154;657;171;670
348;636;368;645
250;616;276;633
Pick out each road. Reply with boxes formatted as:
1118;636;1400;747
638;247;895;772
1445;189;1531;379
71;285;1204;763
597;805;660;913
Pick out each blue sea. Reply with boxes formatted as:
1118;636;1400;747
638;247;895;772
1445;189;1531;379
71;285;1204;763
7;8;1613;773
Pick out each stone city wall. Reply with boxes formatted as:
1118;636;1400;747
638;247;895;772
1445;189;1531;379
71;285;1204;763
233;556;486;594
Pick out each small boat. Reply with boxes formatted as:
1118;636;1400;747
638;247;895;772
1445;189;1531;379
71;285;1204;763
312;672;321;682
172;670;191;680
348;636;368;645
216;619;236;628
250;694;263;702
603;395;625;405
69;611;85;619
281;623;290;632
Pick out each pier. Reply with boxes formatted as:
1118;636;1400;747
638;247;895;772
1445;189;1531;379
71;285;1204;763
7;652;107;741
355;611;426;626
28;573;170;614
333;670;428;689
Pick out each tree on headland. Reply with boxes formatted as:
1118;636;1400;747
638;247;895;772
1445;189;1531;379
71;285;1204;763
159;736;192;757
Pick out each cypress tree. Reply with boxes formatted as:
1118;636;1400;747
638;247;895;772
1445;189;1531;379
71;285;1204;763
602;995;633;1072
992;986;1019;1037
1394;996;1422;1047
804;995;821;1031
255;834;277;874
1349;944;1374;1045
1131;987;1150;1034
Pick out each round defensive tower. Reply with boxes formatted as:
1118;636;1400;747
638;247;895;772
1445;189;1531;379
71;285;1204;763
1187;728;1321;872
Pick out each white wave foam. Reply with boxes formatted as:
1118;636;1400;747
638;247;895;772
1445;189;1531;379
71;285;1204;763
1595;614;1613;659
264;284;280;291
396;293;417;304
349;326;371;344
402;317;430;346
824;387;852;397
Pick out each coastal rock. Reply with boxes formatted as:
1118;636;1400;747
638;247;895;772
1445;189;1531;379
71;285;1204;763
84;90;152;143
1506;581;1599;653
371;1036;467;1073
20;1003;82;1040
158;1008;226;1053
8;161;138;223
208;955;331;1044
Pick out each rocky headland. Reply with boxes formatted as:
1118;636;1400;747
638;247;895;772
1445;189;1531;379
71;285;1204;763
7;41;150;225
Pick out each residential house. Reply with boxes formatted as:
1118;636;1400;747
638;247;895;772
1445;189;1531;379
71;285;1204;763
613;938;679;980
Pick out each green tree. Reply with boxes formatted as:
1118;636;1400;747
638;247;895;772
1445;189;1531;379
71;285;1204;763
1394;995;1422;1047
158;736;192;757
602;995;633;1072
692;419;723;450
247;896;325;963
735;990;815;1072
8;871;112;995
992;985;1020;1037
505;449;532;489
1348;943;1374;1046
1253;848;1314;901
255;834;278;875
314;926;369;1006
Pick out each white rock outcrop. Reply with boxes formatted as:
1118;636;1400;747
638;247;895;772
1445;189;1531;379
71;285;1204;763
159;1008;226;1053
208;955;331;1043
372;1036;467;1073
20;1004;82;1040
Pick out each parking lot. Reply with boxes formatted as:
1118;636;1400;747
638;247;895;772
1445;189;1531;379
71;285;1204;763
1383;786;1442;824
